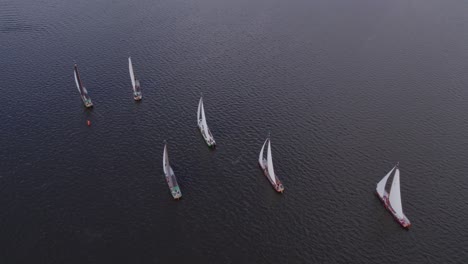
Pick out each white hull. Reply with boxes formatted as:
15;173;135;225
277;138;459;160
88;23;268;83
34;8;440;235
164;171;182;200
81;95;93;108
134;92;142;101
198;122;216;147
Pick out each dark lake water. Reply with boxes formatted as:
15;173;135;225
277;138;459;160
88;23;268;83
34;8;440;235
1;0;468;263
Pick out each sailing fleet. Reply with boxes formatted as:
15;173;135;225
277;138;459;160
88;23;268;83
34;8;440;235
72;59;412;229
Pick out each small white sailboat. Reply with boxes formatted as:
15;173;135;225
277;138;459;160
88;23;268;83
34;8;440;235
375;163;411;228
73;64;93;108
197;96;216;147
163;142;182;200
258;136;284;193
128;57;142;101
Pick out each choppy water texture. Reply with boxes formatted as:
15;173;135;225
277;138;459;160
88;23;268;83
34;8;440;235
1;0;468;263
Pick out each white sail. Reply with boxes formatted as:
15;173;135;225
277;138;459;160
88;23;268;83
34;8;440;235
201;98;208;129
74;70;81;95
376;166;394;197
163;143;170;175
389;168;404;217
267;139;277;185
128;57;136;92
259;138;268;168
197;97;202;125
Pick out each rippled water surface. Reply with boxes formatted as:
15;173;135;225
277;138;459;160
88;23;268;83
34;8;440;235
1;0;468;263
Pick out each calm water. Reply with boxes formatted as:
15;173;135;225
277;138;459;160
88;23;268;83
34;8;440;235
1;0;468;263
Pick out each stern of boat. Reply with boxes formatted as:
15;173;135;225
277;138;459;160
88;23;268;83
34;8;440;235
400;216;411;229
208;140;216;148
386;203;411;229
171;186;182;200
133;92;142;101
276;184;284;193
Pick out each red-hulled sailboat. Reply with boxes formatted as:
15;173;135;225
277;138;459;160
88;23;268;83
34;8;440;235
375;163;411;229
258;135;284;193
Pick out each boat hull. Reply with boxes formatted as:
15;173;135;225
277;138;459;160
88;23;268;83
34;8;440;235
82;97;93;108
376;191;411;229
259;160;284;193
165;172;182;200
169;185;182;200
198;124;216;148
133;91;142;101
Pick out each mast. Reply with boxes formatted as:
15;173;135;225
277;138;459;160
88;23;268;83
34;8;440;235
388;168;404;217
266;139;277;184
259;138;268;167
376;166;395;197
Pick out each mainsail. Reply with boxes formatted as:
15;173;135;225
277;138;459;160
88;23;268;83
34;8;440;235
163;143;171;176
74;65;84;96
200;98;208;130
74;70;81;95
266;139;277;185
388;168;404;217
376;166;394;197
259;138;268;167
197;97;202;124
128;57;136;92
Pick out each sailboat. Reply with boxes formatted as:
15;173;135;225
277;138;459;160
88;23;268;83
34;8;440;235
163;142;182;200
73;64;93;108
375;163;411;228
197;96;216;147
128;57;142;101
258;136;284;193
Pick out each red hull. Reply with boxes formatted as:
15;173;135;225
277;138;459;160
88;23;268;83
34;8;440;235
259;162;284;193
376;192;411;229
